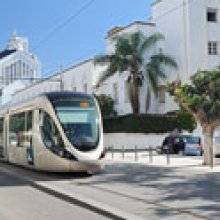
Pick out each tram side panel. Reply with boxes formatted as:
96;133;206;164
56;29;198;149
6;109;68;171
8;111;29;166
32;109;71;172
0;116;8;161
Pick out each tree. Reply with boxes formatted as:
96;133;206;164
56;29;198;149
94;31;178;115
95;94;117;119
168;69;220;165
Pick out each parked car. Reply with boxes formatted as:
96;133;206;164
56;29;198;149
183;136;203;156
158;135;185;154
214;136;220;157
158;135;202;156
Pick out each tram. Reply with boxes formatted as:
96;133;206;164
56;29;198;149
0;91;105;172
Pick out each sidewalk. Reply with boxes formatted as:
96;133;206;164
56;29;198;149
105;151;220;170
1;155;220;219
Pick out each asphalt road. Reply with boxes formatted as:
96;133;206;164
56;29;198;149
0;171;110;220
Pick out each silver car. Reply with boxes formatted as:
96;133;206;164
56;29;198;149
214;136;220;157
183;136;203;156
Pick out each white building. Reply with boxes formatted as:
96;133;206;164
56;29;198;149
151;0;220;113
11;0;220;115
13;59;101;102
0;31;41;103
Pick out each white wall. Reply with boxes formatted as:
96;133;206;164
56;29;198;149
2;80;26;104
104;133;167;149
152;0;220;114
104;125;204;149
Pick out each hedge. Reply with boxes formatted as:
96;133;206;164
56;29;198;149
103;111;196;134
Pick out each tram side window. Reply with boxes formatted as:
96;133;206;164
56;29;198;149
0;118;4;157
40;111;64;156
9;113;25;147
26;111;32;131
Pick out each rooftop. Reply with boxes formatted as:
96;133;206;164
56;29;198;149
151;0;163;7
107;21;155;38
0;49;16;60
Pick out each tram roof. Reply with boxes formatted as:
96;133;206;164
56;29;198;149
0;91;94;114
44;91;94;101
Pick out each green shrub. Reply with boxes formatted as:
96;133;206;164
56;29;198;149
95;94;117;119
175;111;196;133
103;111;196;133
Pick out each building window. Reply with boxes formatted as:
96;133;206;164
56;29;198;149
159;48;163;54
5;66;9;85
30;69;34;81
11;64;15;82
208;41;218;55
26;66;29;78
124;81;130;103
22;63;26;77
158;86;166;104
113;83;119;104
72;86;77;92
207;9;218;22
18;61;22;78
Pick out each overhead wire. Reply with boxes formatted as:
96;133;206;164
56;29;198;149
32;0;96;51
37;0;196;77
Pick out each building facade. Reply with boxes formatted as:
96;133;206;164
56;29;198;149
0;31;41;103
11;0;220;115
151;0;220;113
13;59;100;102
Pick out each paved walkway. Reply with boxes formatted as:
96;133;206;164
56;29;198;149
106;151;203;167
1;154;220;219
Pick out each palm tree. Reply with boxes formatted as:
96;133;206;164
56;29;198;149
94;31;178;115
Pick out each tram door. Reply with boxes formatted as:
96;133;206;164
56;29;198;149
8;111;33;165
26;111;34;165
0;118;5;159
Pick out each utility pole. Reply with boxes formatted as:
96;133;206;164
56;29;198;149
60;64;64;91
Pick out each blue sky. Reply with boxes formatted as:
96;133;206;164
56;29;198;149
0;0;155;77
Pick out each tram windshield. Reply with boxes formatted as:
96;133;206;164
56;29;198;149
53;98;99;151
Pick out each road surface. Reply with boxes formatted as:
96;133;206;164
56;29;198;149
0;171;110;220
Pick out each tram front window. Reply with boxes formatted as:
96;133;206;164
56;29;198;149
53;99;99;152
40;111;64;156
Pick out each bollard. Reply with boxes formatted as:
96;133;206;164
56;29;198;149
135;146;138;161
122;145;125;160
149;145;153;163
112;145;114;159
166;146;170;165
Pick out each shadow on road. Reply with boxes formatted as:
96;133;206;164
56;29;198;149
1;160;220;218
76;162;220;219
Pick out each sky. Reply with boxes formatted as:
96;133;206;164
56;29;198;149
0;0;155;77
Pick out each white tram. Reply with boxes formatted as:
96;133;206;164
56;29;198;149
0;92;105;172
